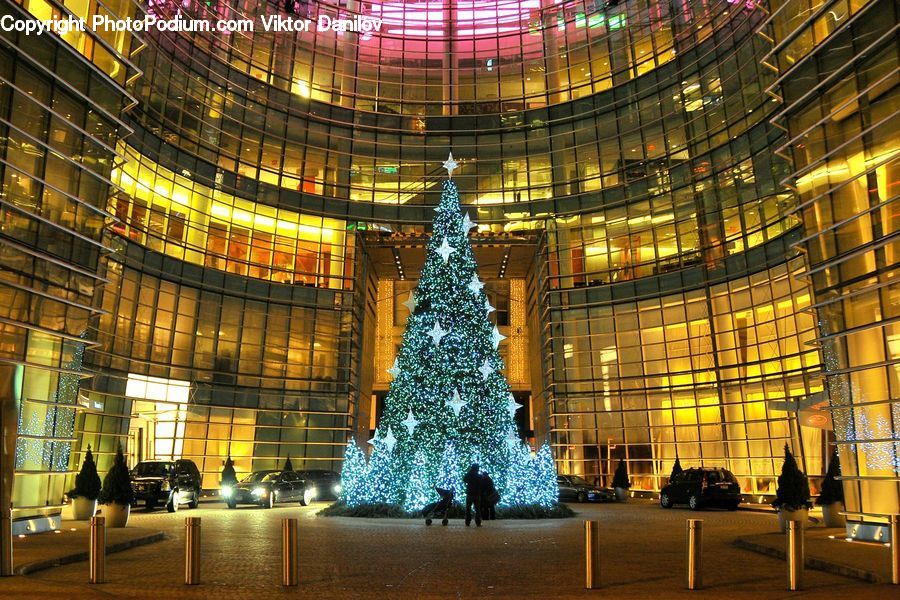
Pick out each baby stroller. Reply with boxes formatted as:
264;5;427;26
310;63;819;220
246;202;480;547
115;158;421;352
422;487;455;526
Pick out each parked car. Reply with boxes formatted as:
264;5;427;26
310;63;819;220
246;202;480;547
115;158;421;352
557;475;616;503
223;470;314;508
660;467;741;510
131;459;202;512
295;470;342;501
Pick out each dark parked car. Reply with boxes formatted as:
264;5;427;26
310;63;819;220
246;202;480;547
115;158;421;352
224;470;314;509
131;459;202;512
295;470;342;501
660;467;742;510
557;475;616;503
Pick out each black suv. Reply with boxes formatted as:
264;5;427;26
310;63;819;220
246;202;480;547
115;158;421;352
660;467;741;511
131;459;202;512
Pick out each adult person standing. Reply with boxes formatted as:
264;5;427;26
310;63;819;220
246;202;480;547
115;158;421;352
463;463;482;527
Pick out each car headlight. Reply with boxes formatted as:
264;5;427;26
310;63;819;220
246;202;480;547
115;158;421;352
221;486;232;498
333;484;342;495
252;487;267;497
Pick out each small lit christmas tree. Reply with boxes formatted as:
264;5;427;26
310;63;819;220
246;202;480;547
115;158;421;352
533;444;559;505
340;440;368;507
404;451;435;511
502;442;535;506
366;438;400;504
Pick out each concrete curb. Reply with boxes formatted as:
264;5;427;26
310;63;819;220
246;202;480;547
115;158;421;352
15;531;167;576
731;537;883;584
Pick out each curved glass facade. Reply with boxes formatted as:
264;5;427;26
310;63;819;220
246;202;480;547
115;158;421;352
763;0;899;539
0;0;139;537
4;0;894;540
129;0;776;209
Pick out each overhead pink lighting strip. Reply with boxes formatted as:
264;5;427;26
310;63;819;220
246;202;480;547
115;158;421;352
369;0;547;37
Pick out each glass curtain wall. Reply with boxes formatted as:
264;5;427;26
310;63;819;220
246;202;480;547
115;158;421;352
544;256;826;494
763;0;899;539
0;0;138;532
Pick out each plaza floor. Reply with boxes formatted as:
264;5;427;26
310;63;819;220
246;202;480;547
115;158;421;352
1;499;894;599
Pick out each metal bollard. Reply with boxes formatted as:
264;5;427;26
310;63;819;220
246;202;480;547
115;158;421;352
786;520;803;591
89;516;105;584
685;519;703;590
184;517;201;585
0;506;12;577
584;520;600;589
282;518;299;586
891;514;899;585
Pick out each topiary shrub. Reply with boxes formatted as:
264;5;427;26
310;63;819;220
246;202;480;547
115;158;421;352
68;445;102;500
772;444;811;512
612;460;631;489
283;455;294;472
221;455;237;487
669;455;683;482
98;444;134;506
816;448;844;506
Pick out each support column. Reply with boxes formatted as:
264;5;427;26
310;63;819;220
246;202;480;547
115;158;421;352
442;0;456;115
0;365;23;576
541;1;568;198
541;0;564;105
339;0;360;108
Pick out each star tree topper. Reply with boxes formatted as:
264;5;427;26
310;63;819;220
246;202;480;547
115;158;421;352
443;152;459;178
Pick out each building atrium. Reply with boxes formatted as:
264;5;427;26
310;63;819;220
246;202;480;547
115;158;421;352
0;0;897;564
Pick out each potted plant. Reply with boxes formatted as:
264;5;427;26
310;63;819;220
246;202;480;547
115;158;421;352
98;444;134;528
221;455;238;509
816;448;845;528
68;445;102;520
772;445;811;533
612;460;630;502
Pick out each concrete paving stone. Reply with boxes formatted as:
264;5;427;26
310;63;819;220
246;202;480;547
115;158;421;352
11;520;166;575
734;527;894;583
0;499;894;599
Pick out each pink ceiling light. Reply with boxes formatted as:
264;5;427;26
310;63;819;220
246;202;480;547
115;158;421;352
369;0;545;37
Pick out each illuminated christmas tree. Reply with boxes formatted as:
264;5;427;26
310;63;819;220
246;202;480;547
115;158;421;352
340;440;367;507
366;438;399;504
435;440;464;496
403;451;435;511
341;154;558;510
